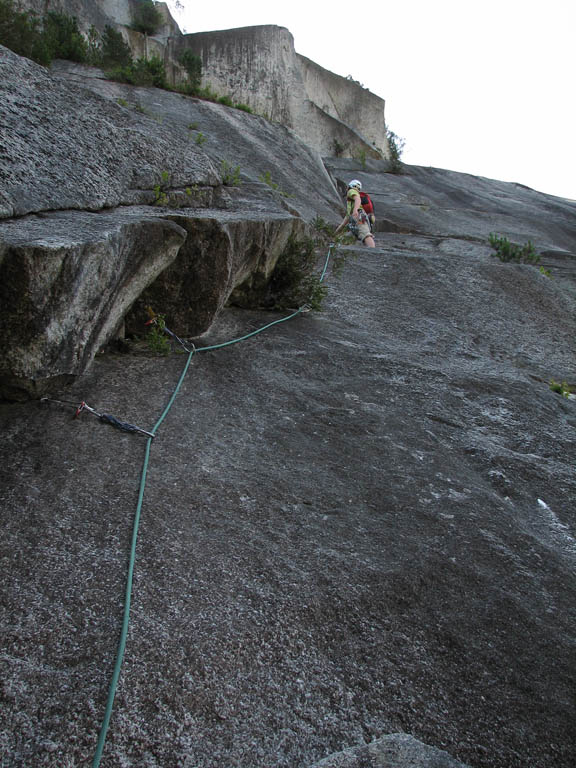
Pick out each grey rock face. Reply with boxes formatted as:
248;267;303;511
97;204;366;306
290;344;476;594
329;160;576;254
0;47;340;398
1;17;576;768
310;734;472;767
0;46;219;219
0;210;187;400
15;0;179;38
124;210;308;338
298;53;388;157
52;62;342;222
1;191;574;767
16;2;387;158
174;26;388;159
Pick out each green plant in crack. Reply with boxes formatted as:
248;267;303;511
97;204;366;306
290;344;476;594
353;147;367;169
184;184;208;206
489;233;541;265
259;170;294;198
146;312;170;355
153;170;171;206
311;215;334;241
267;236;328;311
311;215;354;253
221;160;242;186
549;379;572;398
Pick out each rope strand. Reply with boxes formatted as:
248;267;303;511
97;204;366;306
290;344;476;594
90;246;333;766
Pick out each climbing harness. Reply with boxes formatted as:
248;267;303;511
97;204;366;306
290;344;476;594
347;209;371;240
83;245;334;767
347;216;360;239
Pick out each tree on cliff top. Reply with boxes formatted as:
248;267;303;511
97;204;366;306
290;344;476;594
0;0;87;65
0;0;42;61
42;11;87;63
132;0;163;36
179;49;202;93
99;25;133;69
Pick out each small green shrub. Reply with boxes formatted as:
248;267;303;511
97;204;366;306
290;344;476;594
153;186;169;205
99;24;132;68
549;379;572;398
117;97;129;107
132;0;163;36
310;216;354;275
386;127;405;174
194;131;206;146
184;185;208;206
235;102;253;113
259;170;279;190
153;170;171;205
0;2;89;65
179;49;202;92
146;312;171;355
332;138;345;157
353;147;367;169
42;11;87;62
311;215;333;240
218;94;234;107
108;55;167;88
135;54;166;88
489;233;541;265
197;84;220;101
221;160;241;186
267;236;328;311
259;170;293;198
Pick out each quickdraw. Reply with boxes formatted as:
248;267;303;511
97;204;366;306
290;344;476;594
41;398;155;439
145;308;193;353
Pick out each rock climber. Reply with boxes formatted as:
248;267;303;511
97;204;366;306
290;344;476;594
334;179;375;248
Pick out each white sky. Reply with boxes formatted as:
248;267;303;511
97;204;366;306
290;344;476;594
166;0;575;200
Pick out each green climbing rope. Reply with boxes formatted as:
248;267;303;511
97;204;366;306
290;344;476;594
91;345;196;767
91;246;333;766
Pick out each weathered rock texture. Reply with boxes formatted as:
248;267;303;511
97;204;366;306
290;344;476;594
1;158;575;768
0;211;187;399
0;49;219;219
0;45;339;398
311;734;471;767
16;0;388;158
16;0;179;39
124;214;308;338
298;53;387;156
1;15;576;768
174;26;388;159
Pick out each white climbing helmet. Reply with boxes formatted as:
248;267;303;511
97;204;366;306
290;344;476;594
348;179;362;190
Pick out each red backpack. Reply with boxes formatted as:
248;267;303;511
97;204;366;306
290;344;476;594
360;191;374;215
